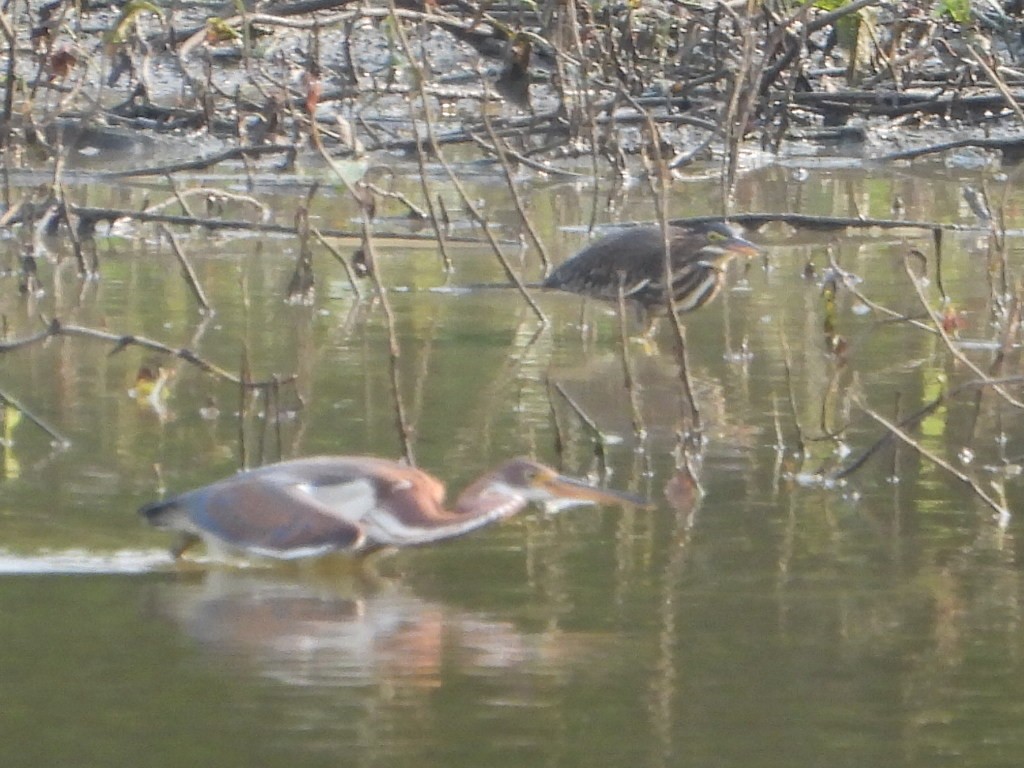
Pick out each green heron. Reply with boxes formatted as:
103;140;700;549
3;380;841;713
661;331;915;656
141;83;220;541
140;456;647;561
542;221;761;332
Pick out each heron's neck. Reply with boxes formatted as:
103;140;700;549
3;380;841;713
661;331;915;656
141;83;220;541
452;477;526;517
394;482;526;546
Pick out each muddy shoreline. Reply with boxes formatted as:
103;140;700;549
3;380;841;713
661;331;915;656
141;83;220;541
3;0;1023;183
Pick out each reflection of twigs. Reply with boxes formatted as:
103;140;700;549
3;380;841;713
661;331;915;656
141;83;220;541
826;251;934;333
853;395;1010;528
903;252;1024;409
0;385;69;447
616;282;646;442
777;324;806;458
835;372;1024;483
649;450;701;760
165;173;197;218
833;391;943;481
931;229;947;305
57;185;90;276
547;377;606;463
158;225;213;313
254;378;284;467
239;351;251;469
817;364;849;442
144;185;271;222
0;318;289;388
670;212;978;233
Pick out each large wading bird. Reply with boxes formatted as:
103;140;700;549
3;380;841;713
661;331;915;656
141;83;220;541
140;456;648;561
543;221;762;333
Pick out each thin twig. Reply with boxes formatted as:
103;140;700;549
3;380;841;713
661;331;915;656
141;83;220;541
158;224;213;313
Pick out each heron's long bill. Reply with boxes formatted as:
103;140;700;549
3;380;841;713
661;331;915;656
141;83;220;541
723;233;762;259
541;473;652;514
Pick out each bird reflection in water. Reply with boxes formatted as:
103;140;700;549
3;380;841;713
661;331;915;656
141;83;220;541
550;353;759;451
149;570;607;690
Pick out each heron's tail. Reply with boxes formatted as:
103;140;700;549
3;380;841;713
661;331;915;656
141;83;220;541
139;497;185;529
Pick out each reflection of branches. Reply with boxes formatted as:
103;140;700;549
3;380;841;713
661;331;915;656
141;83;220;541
670;212;980;234
777;324;806;458
834;373;1024;483
648;459;701;767
902;252;1024;410
0;384;69;447
547;377;607;468
825;251;934;334
851;396;1010;528
616;282;646;442
0;319;293;388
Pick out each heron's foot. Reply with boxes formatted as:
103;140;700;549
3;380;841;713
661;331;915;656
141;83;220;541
630;321;660;355
629;335;658;356
169;532;201;560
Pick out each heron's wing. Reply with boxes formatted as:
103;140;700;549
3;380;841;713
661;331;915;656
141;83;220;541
194;475;368;557
543;229;654;301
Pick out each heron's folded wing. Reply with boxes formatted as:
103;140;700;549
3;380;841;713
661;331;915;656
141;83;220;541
195;476;368;557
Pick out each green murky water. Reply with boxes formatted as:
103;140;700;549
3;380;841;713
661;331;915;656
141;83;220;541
2;162;1024;767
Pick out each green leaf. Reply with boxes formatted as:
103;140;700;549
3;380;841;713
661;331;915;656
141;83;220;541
104;0;165;44
933;0;972;22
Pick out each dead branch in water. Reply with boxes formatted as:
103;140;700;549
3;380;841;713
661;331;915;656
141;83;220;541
0;318;293;389
26;203;503;248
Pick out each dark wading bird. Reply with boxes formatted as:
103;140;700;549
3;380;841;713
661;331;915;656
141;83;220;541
140;456;648;561
543;221;762;334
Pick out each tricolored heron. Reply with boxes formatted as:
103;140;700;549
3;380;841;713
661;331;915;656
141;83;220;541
542;221;761;333
140;456;648;561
